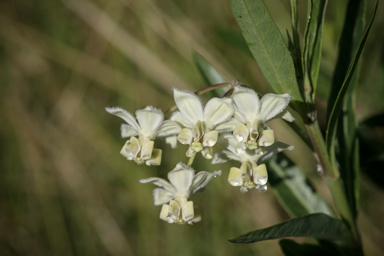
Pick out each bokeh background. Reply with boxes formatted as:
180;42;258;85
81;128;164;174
1;0;384;255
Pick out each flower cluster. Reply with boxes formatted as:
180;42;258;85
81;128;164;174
106;85;294;224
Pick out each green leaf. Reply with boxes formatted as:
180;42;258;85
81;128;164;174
333;0;366;221
268;156;336;218
230;0;304;112
279;239;341;256
302;0;328;102
326;1;377;166
228;213;351;244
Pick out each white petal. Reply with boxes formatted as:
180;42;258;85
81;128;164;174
253;164;268;185
233;108;246;124
259;93;292;123
139;177;176;194
106;107;140;131
173;88;203;124
167;163;195;197
258;130;275;147
159;204;173;223
211;150;235;164
165;136;178;149
258;142;295;163
145;149;162;166
136;106;164;139
203;97;234;129
232;86;260;122
190;170;222;194
214;117;241;132
121;124;139;138
228;167;244;186
201;147;213;159
170;111;193;129
192;120;204;141
233;123;249;142
177;128;193;145
157;120;182;137
202;131;218;147
120;137;140;159
141;141;154;160
153;188;174;205
275;109;295;122
168;200;181;222
182;201;195;222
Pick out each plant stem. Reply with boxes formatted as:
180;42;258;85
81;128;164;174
187;154;196;166
306;121;362;248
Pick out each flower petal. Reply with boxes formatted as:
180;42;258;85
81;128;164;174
165;136;178;149
136;106;164;139
153;188;174;205
259;93;292;123
274;109;295;122
139;177;176;194
228;167;244;186
253;164;268;185
258;129;275;147
190;170;222;194
182;201;194;222
211;150;234;164
170;111;193;129
141;141;154;160
203;131;218;147
121;124;139;138
120;137;140;159
145;149;162;166
157;120;182;137
233;123;249;142
201;147;213;159
203;98;234;129
215;117;241;132
168;200;181;222
232;86;260;122
258;142;295;163
173;88;203;124
106;107;140;131
177;128;193;145
167;163;195;197
159;204;173;223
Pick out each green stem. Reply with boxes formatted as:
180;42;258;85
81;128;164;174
187;154;196;166
307;121;361;248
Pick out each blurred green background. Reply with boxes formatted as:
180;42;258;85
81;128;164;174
1;0;384;255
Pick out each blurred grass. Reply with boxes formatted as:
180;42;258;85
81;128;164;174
1;0;384;255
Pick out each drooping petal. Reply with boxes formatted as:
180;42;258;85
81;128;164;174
233;123;249;142
190;170;222;194
165;136;178;149
182;201;195;222
153;188;174;205
258;129;275;147
211;150;235;164
136;106;164;139
120;124;139;138
215;117;241;132
177;128;193;145
141;141;154;160
139;177;176;194
228;167;244;186
167;163;195;197
202;131;218;147
159;204;173;223
106;107;140;131
203;98;234;129
258;142;295;163
259;93;292;123
157;120;182;137
253;164;268;185
170;111;193;129
173;88;203;124
231;86;260;123
120;137;141;159
145;149;162;166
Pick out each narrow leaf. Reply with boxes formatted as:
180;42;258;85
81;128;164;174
228;213;351;243
230;0;304;113
326;1;377;164
268;156;336;218
302;0;328;101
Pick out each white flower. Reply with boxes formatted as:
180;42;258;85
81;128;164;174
140;162;222;224
212;134;294;193
106;106;181;165
171;88;234;159
231;86;294;151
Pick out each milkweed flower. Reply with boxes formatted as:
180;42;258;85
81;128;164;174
231;86;294;153
140;162;221;224
106;106;181;166
171;88;234;159
212;134;293;193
